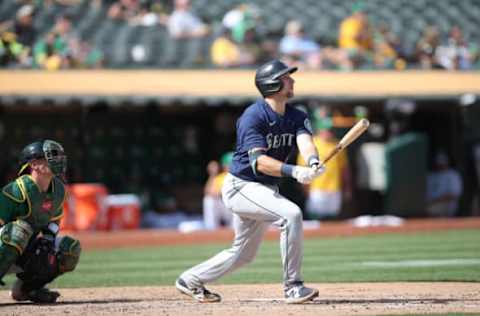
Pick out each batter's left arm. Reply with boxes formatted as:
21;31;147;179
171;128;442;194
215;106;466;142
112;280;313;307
296;133;320;168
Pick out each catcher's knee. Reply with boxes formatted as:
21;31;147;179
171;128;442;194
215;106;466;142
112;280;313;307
0;220;34;254
56;236;81;273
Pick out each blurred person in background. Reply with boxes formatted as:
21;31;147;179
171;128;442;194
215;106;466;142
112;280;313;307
415;26;441;69
222;3;261;44
167;0;208;39
373;22;406;70
13;4;36;49
107;0;141;22
435;26;478;70
108;0;169;27
384;98;417;139
128;1;169;27
279;20;322;69
338;2;374;69
280;20;352;70
298;106;352;219
426;151;463;217
0;31;30;67
0;4;36;68
210;27;256;68
33;14;103;70
203;152;233;230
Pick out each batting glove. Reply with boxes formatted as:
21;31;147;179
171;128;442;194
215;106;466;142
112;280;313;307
313;165;326;176
292;166;319;184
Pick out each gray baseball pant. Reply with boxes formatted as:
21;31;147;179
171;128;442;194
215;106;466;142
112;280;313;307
180;173;304;288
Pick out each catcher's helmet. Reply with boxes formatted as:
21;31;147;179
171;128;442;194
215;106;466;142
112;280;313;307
18;139;67;176
255;60;297;97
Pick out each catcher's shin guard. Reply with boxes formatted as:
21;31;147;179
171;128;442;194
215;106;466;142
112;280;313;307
0;244;18;285
0;220;34;285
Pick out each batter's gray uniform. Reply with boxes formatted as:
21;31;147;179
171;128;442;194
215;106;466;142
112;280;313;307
179;98;311;288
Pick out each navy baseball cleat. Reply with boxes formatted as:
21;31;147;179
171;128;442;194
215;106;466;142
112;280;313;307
284;282;319;304
175;278;221;303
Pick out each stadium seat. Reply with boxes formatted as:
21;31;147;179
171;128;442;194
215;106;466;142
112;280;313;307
3;0;480;69
0;2;20;23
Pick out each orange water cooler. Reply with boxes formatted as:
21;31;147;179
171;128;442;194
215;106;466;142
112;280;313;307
104;194;141;230
61;183;109;231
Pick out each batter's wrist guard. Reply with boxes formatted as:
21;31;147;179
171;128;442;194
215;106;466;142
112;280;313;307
308;155;320;168
281;164;295;178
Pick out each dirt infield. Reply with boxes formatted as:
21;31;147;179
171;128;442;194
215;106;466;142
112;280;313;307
1;218;479;315
1;283;479;316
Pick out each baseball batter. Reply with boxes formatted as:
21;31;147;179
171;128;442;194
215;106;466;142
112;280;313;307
176;60;325;304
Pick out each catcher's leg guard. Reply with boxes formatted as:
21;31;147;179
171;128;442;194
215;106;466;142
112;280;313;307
13;235;80;303
56;236;81;273
0;245;18;285
0;220;34;285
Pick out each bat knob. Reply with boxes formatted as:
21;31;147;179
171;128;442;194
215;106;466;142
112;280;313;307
360;118;370;128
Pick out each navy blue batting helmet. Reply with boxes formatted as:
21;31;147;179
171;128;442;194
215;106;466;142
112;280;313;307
255;60;297;97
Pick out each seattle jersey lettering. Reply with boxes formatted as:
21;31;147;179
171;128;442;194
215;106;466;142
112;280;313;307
266;133;295;150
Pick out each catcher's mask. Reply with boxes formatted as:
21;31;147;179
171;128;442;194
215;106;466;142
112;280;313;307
18;139;67;177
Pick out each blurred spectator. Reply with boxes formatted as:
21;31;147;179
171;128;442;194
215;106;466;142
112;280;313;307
107;0;141;22
128;1;169;27
203;152;233;230
426;151;463;217
0;31;30;67
373;22;406;70
297;106;352;219
167;0;208;39
0;5;36;68
210;28;255;68
384;99;417;139
415;26;441;69
14;4;36;48
222;4;278;64
222;3;261;44
280;20;352;70
435;26;478;70
279;20;322;69
338;2;374;69
33;14;103;70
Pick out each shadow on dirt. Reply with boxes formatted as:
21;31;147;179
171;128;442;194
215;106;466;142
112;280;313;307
0;297;185;307
240;298;480;305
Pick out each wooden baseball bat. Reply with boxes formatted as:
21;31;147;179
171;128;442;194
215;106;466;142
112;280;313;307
320;118;370;167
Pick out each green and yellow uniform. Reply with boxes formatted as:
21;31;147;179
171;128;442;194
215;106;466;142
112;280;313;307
0;175;66;281
0;175;65;230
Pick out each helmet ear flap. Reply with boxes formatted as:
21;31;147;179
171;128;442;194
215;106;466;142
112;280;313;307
257;77;283;97
277;79;284;93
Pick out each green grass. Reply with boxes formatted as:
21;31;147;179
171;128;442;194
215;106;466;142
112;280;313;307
3;229;480;288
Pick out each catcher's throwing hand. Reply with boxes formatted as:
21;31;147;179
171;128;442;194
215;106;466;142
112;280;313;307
292;165;326;184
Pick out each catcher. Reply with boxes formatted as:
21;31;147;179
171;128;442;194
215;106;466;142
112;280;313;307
0;140;81;303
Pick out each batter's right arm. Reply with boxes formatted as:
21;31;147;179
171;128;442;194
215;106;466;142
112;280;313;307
255;153;285;177
252;151;323;184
